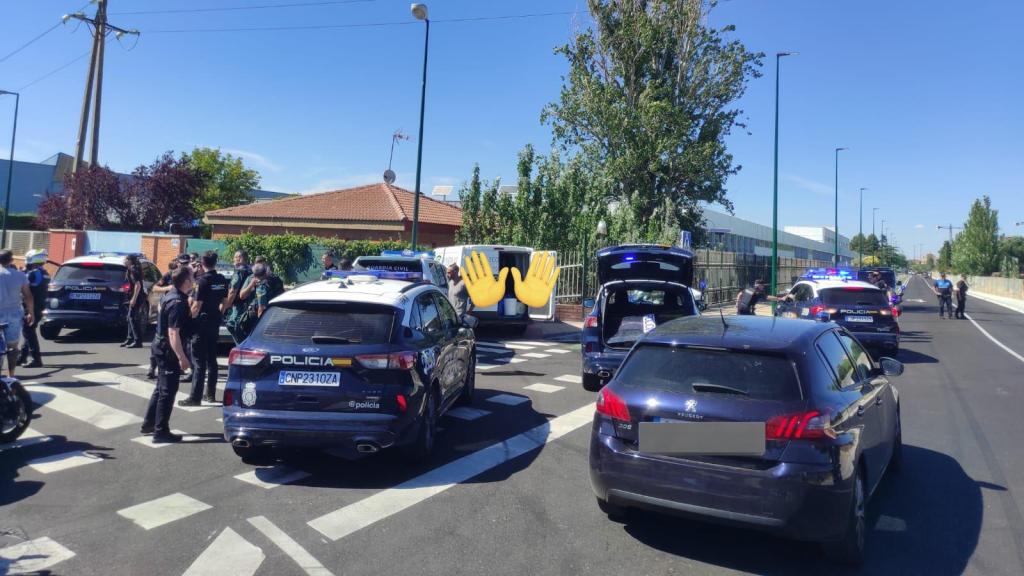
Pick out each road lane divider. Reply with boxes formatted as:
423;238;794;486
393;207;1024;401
247;516;334;576
965;313;1024;365
25;382;143;430
308;403;595;541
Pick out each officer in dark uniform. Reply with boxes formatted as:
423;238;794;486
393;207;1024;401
19;249;49;368
141;266;194;443
179;251;228;406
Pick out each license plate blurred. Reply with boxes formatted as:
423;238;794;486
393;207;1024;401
68;292;101;301
639;421;765;456
845;315;873;323
278;371;340;386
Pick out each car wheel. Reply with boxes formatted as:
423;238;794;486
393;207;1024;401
457;355;475;406
0;382;31;444
597;497;629;522
232;444;272;464
582;373;602;392
889;414;903;474
40;323;61;341
406;387;438;463
823;470;866;565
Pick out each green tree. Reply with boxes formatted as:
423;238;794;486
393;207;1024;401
952;196;1001;275
849;233;866;255
183;147;261;216
925;253;936;270
863;233;880;257
542;0;762;243
495;183;517;245
512;145;536;246
999;235;1024;277
456;165;483;243
478;178;500;241
939;241;953;270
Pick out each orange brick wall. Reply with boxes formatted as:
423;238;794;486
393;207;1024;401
141;234;188;273
47;229;86;265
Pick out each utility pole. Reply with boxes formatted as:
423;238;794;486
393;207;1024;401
66;2;138;171
833;147;847;265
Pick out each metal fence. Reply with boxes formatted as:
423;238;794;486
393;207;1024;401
4;230;49;256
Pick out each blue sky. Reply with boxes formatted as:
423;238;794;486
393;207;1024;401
1;0;1022;256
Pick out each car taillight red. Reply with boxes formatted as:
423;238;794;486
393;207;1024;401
766;410;836;440
228;348;267;366
119;281;131;293
596;387;630;422
809;305;825;317
356;352;417;370
396;394;408;413
223;389;234;406
891;307;900;318
584;316;599;329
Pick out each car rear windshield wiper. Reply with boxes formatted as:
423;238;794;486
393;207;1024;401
310;335;355;344
691;383;749;396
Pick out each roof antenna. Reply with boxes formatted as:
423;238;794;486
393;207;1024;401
718;305;728;330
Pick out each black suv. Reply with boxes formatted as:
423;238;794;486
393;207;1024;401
41;253;162;340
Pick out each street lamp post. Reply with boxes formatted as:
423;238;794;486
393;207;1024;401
858;187;867;266
771;51;795;307
409;3;430;250
0;90;19;250
833;147;847;265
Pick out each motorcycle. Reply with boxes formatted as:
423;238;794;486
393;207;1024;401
0;325;33;444
890;289;904;318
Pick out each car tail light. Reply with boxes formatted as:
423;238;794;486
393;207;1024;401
584;316;599;329
584;342;594;354
78;262;104;268
596;387;630;423
891;307;900;318
809;305;825;317
228;348;267;366
223;389;234;407
766;410;836;440
396;394;408;413
117;281;131;293
356;352;416;370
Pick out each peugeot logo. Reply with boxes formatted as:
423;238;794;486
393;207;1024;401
685;399;698;413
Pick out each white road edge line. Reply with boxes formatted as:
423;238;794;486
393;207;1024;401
308;403;595;541
965;313;1024;365
247;516;334;576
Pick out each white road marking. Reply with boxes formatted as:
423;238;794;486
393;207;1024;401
117;492;212;530
235;466;311;489
476;363;498;371
965;314;1024;364
131;430;200;448
485;394;530;406
0;427;50;452
182;527;264;576
499;343;535;350
475;345;513;355
554;374;583;384
27;450;103;474
521;352;551;359
26;383;142;429
75;371;208;412
506;341;551;347
247;516;334;576
544;348;570;354
0;536;75;574
308;403;596;541
524;383;565;394
445;407;491;421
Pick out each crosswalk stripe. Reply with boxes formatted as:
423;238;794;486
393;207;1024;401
75;371;209;412
131;430;201;448
247;516;334;576
235;466;311;489
117;492;212;530
505;341;551;347
476;363;498;371
0;536;75;574
544;348;570;354
524;383;565;394
27;450;104;474
496;343;535;350
182;527;264;576
0;427;51;452
475;345;513;355
521;352;550;359
26;383;142;430
486;394;530;406
445;407;491;421
554;374;583;384
308;403;596;541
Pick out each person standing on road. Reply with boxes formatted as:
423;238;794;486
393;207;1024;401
446;264;473;319
933;272;954;319
0;250;34;378
180;251;228;407
221;250;252;344
954;274;969;319
250;263;283;320
122;255;147;348
146;260;182;380
141;266;194;443
18;249;49;368
735;279;783;316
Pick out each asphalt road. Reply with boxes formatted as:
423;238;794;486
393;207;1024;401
3;277;1024;576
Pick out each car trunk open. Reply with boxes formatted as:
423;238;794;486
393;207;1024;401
600;282;696;349
596;245;694;286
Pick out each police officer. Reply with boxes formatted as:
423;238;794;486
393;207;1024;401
19;249;49;368
141;266;193;443
121;254;147;348
954;274;969;319
735;279;783;315
933;272;954;319
179;251;228;406
322;250;338;271
221;250;252;344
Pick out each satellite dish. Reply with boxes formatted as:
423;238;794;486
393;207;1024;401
383;169;396;185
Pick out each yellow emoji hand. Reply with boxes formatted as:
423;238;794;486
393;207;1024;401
463;251;509;309
511;252;560;308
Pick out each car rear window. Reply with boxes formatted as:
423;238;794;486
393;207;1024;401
615;345;802;400
355;258;421;273
820;287;888;307
54;263;126;284
252;303;395;344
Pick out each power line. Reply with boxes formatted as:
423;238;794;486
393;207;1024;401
0;3;95;65
17;50;92;92
144;10;579;34
110;0;373;16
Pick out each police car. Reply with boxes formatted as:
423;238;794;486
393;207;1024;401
41;252;162;340
352;250;449;287
222;270;478;463
774;268;900;355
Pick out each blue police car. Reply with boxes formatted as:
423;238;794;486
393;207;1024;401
222;270;477;463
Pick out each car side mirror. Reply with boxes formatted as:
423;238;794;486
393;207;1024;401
461;315;479;329
583;298;595;309
878;357;904;377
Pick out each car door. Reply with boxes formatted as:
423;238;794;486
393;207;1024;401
413;292;453;404
815;331;877;472
434;293;472;394
838;330;889;488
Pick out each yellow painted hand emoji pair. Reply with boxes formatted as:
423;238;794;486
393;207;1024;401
462;251;559;309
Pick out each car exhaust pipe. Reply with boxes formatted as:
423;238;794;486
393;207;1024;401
597;370;611;379
355;442;380;454
232;438;251;449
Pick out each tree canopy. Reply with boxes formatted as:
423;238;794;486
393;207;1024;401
952;196;1000;275
182;147;261;216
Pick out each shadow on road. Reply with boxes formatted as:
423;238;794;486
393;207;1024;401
894;348;938;364
616;445;981;575
897;330;932;344
0;434;115;508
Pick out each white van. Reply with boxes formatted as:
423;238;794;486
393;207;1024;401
433;244;556;332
